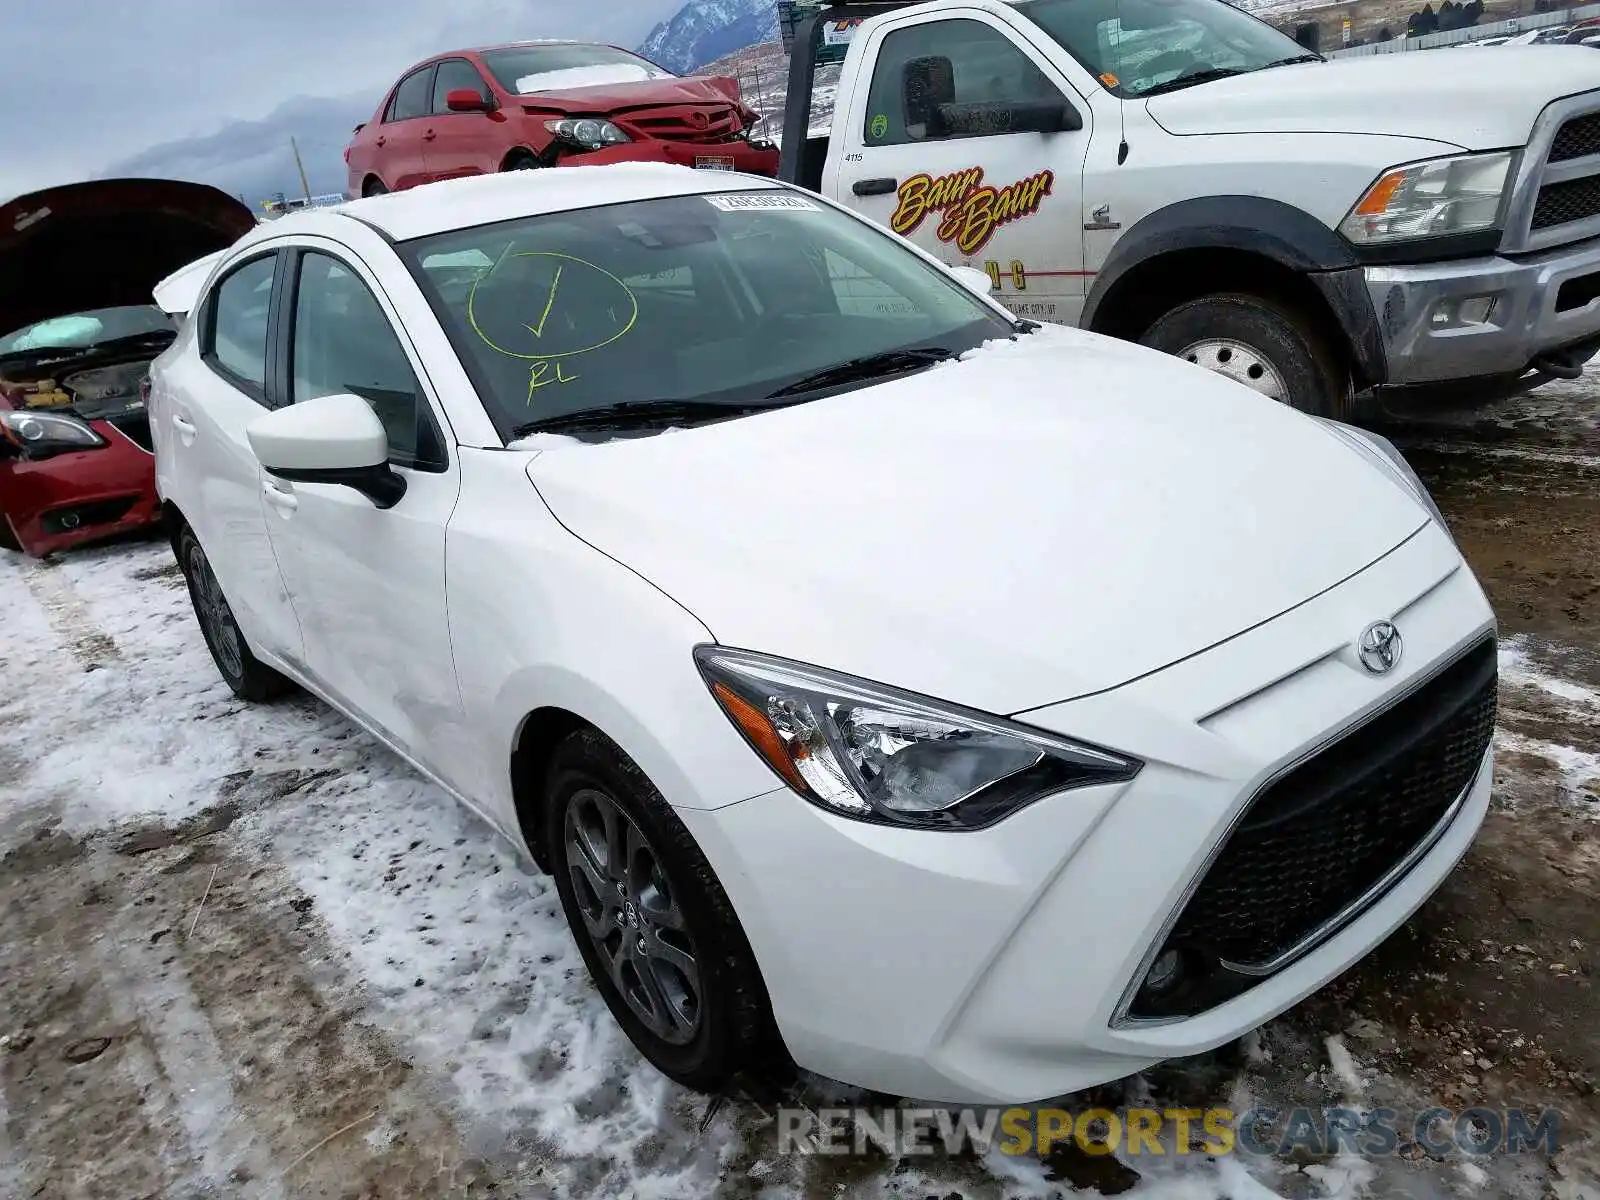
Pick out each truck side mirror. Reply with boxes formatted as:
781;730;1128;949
902;56;956;134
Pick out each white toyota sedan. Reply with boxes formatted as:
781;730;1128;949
149;164;1497;1105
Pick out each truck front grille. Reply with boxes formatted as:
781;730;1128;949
1533;175;1600;230
1508;93;1600;250
1125;635;1496;1021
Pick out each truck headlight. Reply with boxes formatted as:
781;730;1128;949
696;647;1141;830
1339;151;1513;245
0;410;105;456
543;118;631;150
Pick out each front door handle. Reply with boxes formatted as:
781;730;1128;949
376;135;387;148
422;128;436;141
262;480;299;514
852;177;898;196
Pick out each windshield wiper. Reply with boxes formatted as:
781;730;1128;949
1259;53;1322;68
1138;67;1250;97
511;398;772;437
764;347;954;399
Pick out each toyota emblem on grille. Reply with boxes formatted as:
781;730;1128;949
1356;620;1403;675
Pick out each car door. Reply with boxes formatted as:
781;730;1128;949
159;250;305;663
424;57;503;180
259;240;468;777
834;11;1093;326
376;65;437;189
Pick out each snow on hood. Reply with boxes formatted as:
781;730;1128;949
1145;48;1600;150
524;326;1431;715
0;178;256;338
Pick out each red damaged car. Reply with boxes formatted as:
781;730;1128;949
0;179;255;558
344;41;778;196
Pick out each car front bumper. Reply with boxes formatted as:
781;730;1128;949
0;419;160;557
561;138;780;177
680;521;1497;1103
1366;233;1600;387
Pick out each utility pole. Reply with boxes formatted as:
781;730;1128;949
290;136;312;204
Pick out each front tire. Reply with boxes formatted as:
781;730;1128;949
362;176;388;197
502;152;543;172
177;527;292;702
544;727;781;1092
1139;293;1350;418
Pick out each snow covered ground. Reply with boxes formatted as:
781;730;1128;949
1;377;1598;1196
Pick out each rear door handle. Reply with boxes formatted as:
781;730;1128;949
171;414;196;444
376;136;387;148
852;177;897;196
422;128;436;141
262;480;299;514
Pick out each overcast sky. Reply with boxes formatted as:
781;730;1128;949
0;0;678;205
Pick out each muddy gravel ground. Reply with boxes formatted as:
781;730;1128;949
1;382;1598;1199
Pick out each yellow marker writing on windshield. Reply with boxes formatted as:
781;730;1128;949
527;264;563;339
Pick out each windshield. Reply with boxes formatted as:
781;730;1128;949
398;191;1014;439
0;305;175;357
480;44;675;94
1016;0;1316;98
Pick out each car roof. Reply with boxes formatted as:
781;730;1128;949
251;164;788;245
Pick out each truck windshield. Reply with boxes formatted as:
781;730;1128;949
398;191;1015;439
1015;0;1318;98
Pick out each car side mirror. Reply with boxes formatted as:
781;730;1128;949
446;88;495;113
246;393;407;509
949;265;995;298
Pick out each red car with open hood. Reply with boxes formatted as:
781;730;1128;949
0;179;255;558
344;41;778;196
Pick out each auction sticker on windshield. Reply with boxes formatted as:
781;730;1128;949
703;193;821;212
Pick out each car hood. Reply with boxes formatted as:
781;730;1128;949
0;178;256;339
518;73;742;113
1144;48;1600;150
525;326;1431;716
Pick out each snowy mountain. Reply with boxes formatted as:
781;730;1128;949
638;0;780;74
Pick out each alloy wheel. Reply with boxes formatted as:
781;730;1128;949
187;543;244;680
1177;338;1289;402
564;787;702;1044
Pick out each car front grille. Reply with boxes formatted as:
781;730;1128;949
1125;635;1496;1021
1549;111;1600;163
1532;175;1600;231
615;105;741;144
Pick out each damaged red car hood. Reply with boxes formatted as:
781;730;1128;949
520;74;741;113
0;178;257;338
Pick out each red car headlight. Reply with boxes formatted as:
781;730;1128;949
0;410;107;458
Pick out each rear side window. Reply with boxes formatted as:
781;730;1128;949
863;19;1065;145
289;251;447;471
205;255;277;396
386;67;435;121
433;59;490;111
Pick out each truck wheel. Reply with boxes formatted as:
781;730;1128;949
1139;293;1349;418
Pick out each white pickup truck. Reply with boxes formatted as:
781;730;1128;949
775;0;1600;415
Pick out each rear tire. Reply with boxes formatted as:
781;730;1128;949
177;527;293;702
1139;292;1350;419
544;727;784;1093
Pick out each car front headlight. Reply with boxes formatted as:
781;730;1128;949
1318;418;1453;540
543;118;632;150
1338;151;1513;245
696;647;1141;830
0;410;105;456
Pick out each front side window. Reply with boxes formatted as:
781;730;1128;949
433;58;490;111
480;44;674;95
387;67;435;121
207;255;277;393
1016;0;1316;97
399;190;1016;439
864;19;1067;146
290;252;446;470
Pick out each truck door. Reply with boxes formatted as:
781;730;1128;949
833;10;1092;326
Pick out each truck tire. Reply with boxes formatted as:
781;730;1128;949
1139;293;1349;419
